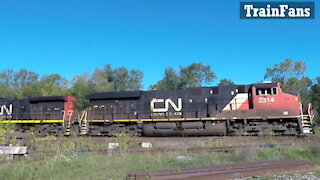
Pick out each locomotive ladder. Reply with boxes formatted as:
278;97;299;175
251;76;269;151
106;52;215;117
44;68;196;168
79;111;88;135
63;111;73;136
301;115;314;134
300;103;314;134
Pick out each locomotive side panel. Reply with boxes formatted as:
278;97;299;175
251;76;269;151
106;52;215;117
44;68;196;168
0;98;30;121
29;96;65;121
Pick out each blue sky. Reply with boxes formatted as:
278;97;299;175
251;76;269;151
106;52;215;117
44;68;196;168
0;0;319;89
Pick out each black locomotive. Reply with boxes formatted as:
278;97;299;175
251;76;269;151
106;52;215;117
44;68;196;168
0;82;315;136
85;82;314;136
0;96;76;136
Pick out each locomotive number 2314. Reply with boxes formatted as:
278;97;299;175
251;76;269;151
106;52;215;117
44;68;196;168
258;97;275;103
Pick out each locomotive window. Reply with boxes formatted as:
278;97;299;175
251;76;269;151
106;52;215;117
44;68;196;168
266;88;271;95
272;87;277;95
256;88;272;95
256;89;260;95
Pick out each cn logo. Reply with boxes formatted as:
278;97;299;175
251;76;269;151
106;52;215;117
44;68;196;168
150;98;182;112
0;104;12;116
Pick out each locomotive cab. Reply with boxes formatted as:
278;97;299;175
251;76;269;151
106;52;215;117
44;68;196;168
250;83;301;117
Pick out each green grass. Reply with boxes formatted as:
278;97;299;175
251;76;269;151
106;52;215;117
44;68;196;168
0;135;319;180
315;126;320;133
254;147;320;164
1;145;319;180
0;152;245;180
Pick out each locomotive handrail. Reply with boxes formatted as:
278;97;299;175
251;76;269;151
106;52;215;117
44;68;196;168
307;103;315;123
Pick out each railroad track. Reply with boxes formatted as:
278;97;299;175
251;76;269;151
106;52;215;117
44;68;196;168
9;133;319;150
127;159;314;180
117;144;276;154
8;133;318;142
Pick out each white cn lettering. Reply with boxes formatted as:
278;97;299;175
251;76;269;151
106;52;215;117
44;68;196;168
150;98;182;112
0;104;13;116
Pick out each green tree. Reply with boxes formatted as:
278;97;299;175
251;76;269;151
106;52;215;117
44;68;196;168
0;85;17;99
68;73;96;110
66;64;144;110
150;68;181;90
218;78;235;86
0;69;15;88
0;68;40;98
310;77;320;124
0;69;18;98
91;65;114;92
180;63;216;88
91;64;143;92
38;74;68;96
13;69;39;89
18;83;42;98
281;77;312;105
12;71;69;98
112;67;143;91
127;69;143;90
264;59;306;83
151;63;216;90
264;59;311;103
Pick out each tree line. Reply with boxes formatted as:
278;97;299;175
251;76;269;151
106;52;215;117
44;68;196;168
0;59;319;124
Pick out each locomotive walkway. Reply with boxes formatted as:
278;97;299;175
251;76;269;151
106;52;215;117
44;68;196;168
127;159;314;180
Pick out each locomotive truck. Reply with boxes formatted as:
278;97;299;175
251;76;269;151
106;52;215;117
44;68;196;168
0;82;315;136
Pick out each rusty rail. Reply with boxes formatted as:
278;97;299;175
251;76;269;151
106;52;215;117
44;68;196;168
123;145;274;154
127;160;314;180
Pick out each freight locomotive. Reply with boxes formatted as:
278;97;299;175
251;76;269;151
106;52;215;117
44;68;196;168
0;82;315;136
0;96;77;136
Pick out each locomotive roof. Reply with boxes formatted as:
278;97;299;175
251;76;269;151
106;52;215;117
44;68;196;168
252;82;278;88
29;96;66;102
87;91;142;100
86;83;280;100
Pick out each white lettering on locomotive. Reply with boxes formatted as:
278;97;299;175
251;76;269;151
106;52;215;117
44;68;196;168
0;104;13;116
150;98;182;112
258;97;275;103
